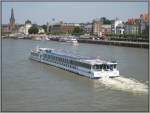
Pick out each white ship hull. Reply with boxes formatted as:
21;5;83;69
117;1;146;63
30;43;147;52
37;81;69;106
30;55;95;78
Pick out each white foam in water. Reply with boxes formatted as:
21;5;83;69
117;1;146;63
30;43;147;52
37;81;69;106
97;76;148;94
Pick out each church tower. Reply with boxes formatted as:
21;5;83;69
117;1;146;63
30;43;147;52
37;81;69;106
9;8;16;32
47;22;50;33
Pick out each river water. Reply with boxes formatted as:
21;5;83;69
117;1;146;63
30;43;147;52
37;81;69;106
2;39;149;111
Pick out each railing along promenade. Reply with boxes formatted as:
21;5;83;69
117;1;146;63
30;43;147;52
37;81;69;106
77;38;149;49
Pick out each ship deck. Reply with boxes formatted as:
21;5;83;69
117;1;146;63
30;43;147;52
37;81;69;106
39;48;117;65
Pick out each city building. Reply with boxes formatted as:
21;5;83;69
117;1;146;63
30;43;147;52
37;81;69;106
125;18;140;35
50;21;80;34
139;13;149;34
24;20;32;35
51;23;62;33
101;25;111;35
125;17;141;35
80;23;92;34
92;18;112;37
125;24;139;35
111;19;124;34
2;24;10;33
18;25;25;34
140;13;149;23
92;19;103;37
18;20;32;35
116;24;124;34
124;13;149;35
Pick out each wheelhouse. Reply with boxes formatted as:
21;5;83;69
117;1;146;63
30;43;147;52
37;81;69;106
92;63;117;71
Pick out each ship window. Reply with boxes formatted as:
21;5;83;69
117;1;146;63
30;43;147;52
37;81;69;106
110;65;113;70
100;65;102;69
102;64;110;70
70;60;73;64
67;59;69;63
93;65;102;70
55;57;57;61
93;65;98;69
102;64;106;70
114;64;116;69
106;65;109;70
77;61;91;69
64;59;66;63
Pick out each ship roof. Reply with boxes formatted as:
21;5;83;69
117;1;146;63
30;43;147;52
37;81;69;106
81;59;117;65
40;48;117;65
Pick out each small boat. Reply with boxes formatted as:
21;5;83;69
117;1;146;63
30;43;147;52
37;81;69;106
30;47;120;79
18;36;25;39
59;36;78;43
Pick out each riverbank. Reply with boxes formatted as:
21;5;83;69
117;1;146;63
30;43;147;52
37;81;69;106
77;39;149;49
2;36;149;49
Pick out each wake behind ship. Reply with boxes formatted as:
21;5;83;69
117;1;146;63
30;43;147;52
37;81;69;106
29;47;120;79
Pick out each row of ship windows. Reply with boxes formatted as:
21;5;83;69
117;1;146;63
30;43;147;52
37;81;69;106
43;57;77;69
43;54;91;69
31;53;116;71
93;64;117;70
31;52;39;57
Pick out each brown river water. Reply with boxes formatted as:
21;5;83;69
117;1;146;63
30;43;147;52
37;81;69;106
2;38;149;111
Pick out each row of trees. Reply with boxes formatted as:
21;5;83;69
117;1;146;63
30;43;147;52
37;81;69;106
72;27;84;35
101;17;112;24
28;25;84;36
28;24;47;34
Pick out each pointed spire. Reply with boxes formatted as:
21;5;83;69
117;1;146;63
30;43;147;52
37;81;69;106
10;8;15;20
9;8;15;32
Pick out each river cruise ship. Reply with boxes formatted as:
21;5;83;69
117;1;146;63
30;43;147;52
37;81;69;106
30;47;120;79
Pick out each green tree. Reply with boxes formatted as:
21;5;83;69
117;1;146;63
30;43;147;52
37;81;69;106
72;27;84;36
28;26;39;34
101;17;112;24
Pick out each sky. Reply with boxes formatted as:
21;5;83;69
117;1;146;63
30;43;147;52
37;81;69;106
2;2;148;25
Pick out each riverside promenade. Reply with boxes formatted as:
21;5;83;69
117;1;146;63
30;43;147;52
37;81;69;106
78;39;149;49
